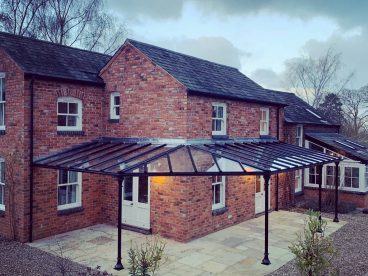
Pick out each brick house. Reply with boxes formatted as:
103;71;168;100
269;90;368;208
0;32;342;267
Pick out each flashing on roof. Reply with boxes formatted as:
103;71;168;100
334;140;355;150
345;139;366;149
306;108;321;119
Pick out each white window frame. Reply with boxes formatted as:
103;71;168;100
304;140;367;192
110;92;120;120
0;73;5;130
295;125;303;147
57;170;82;210
260;107;270;135
212;103;227;135
57;97;82;131
0;158;5;211
212;175;225;210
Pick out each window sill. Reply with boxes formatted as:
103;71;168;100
0;210;5;217
57;206;84;216
57;131;85;136
0;130;5;135
212;207;228;216
304;186;368;195
108;119;119;123
212;135;228;140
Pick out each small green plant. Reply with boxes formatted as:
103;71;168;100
128;235;166;276
289;210;338;276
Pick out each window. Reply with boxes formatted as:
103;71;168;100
366;167;368;189
212;103;227;135
110;92;120;120
0;73;5;130
57;97;82;131
57;170;81;210
260;107;269;135
212;175;225;210
295;125;303;146
326;165;338;187
344;167;359;189
309;166;322;185
0;159;4;210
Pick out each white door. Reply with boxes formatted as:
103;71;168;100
255;177;270;214
122;175;150;229
255;177;265;214
295;169;302;193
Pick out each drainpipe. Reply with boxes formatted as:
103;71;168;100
29;77;35;242
275;107;280;211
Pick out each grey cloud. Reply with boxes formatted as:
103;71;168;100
165;36;248;69
250;68;284;90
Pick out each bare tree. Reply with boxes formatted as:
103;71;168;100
0;0;47;36
285;48;352;108
339;86;368;139
37;0;126;54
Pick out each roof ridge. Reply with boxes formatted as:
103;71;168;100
126;38;239;71
0;31;112;57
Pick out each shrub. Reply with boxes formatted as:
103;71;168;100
128;235;166;276
289;210;338;276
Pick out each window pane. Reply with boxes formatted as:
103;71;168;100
67;116;77;127
0;103;4;126
0;185;3;205
0;162;4;183
352;167;359;178
58;186;67;205
115;107;120;116
215;119;222;131
58;102;68;113
138;177;148;204
123;177;133;201
69;103;78;114
58;115;67;126
114;96;120;105
352;177;359;188
58;170;68;184
217;106;223;118
68;184;77;204
68;171;78;183
0;78;4;101
212;106;217;118
213;184;221;204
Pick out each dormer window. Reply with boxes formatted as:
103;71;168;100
0;73;5;130
110;92;120;120
212;103;227;135
260;107;269;135
57;97;82;131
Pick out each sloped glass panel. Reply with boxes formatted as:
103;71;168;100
215;157;243;172
147;157;170;173
190;147;218;172
169;147;194;172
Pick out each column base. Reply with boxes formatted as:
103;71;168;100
114;261;124;271
262;254;271;265
333;217;339;223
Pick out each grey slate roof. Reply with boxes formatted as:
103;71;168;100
266;89;338;126
0;32;111;84
127;39;286;105
305;132;368;164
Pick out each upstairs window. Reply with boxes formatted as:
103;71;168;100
212;103;227;135
212;175;225;210
0;159;4;210
0;73;5;130
110;92;120;120
260;107;269;135
295;125;303;147
57;97;82;131
57;170;82;210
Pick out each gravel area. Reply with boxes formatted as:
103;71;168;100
269;209;368;276
0;237;95;276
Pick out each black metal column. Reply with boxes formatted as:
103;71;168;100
114;177;124;271
316;165;323;225
262;173;271;265
275;174;279;211
333;161;340;222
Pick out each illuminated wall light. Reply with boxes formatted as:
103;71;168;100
152;176;167;185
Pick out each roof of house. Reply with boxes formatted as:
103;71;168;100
0;31;111;84
127;39;286;106
266;89;339;126
305;132;368;164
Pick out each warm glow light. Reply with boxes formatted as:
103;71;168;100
152;176;167;185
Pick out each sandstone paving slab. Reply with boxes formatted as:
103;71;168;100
30;210;346;276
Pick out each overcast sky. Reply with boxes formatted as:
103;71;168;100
106;0;368;90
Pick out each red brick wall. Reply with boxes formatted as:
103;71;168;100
0;49;30;241
303;187;368;208
101;43;188;138
187;95;282;139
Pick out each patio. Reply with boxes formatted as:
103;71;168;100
30;211;345;276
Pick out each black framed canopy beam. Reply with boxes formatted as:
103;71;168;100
32;137;341;270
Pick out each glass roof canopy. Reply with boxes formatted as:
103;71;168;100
33;138;341;177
